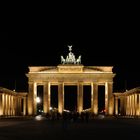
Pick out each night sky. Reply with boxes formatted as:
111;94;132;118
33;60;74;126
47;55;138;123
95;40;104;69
0;4;139;93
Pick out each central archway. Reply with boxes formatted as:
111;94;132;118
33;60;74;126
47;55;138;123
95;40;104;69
83;85;91;110
64;85;77;111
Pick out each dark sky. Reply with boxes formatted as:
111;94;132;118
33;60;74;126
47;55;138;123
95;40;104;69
0;4;139;92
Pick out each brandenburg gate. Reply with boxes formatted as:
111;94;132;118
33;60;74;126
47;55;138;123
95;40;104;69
27;46;115;115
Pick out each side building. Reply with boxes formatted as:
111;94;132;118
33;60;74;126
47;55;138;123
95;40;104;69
114;87;140;117
0;87;27;116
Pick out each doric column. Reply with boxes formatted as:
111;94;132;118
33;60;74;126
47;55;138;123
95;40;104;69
58;82;64;114
132;95;135;116
77;82;83;113
27;82;37;115
17;97;20;115
91;83;98;115
91;83;93;113
16;97;19;115
124;96;127;116
135;94;139;116
8;95;11;115
7;95;10;115
132;94;135;116
128;96;131;115
23;97;27;115
120;97;125;115
115;97;118;115
13;96;16;116
43;82;50;114
134;94;137;116
0;94;3;116
127;96;129;115
6;95;8;115
6;94;9;115
12;96;15;116
139;95;140;116
105;82;114;115
33;83;37;115
19;98;22;115
130;95;132;115
136;94;139;116
2;94;4;116
10;96;13;115
28;82;34;115
2;94;5;115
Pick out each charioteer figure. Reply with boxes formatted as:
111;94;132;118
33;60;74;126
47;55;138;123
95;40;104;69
61;45;81;64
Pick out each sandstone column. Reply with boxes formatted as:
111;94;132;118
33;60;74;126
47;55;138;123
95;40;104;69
126;96;129;115
120;97;125;115
115;97;118;115
128;96;131;116
8;95;11;115
33;83;37;115
135;94;139;116
23;97;27;115
139;95;140;116
58;82;64;114
28;82;34;115
43;82;50;114
0;94;3;116
134;94;137;116
124;96;127;116
130;95;132;115
6;94;8;115
2;94;5;115
77;82;83;113
7;95;10;115
13;96;16;116
91;83;98;115
91;83;93;113
105;82;114;115
132;95;134;116
10;96;13;115
27;82;37;115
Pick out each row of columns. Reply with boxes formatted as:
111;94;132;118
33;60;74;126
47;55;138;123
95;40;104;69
0;93;26;116
115;94;140;116
28;82;114;115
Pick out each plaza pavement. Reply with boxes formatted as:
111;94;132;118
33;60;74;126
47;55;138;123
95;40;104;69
0;116;140;140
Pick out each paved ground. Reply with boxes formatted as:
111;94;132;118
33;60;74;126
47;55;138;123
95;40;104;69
0;116;140;140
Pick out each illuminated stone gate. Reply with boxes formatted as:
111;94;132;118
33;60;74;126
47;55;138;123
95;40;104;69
27;46;115;115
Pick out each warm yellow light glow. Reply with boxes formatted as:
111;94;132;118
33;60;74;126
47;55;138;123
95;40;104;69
35;115;43;121
36;97;41;103
28;107;33;115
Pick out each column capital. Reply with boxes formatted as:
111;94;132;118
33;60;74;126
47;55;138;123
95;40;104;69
91;82;98;85
106;82;113;84
58;81;64;86
58;81;64;83
43;81;49;86
78;81;83;85
28;81;33;84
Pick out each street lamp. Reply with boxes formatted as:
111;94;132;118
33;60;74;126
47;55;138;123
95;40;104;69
36;97;41;103
36;97;41;114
